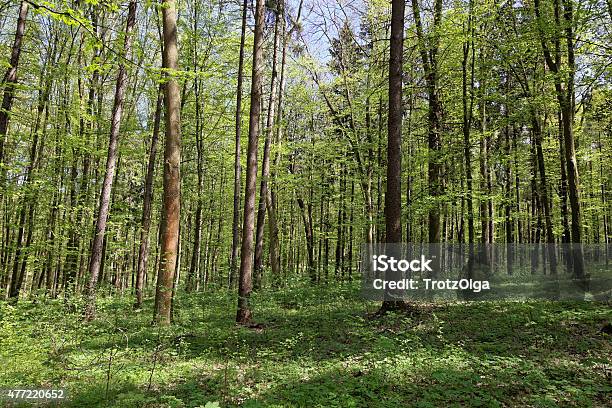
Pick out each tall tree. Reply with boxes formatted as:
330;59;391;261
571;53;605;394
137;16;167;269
8;38;53;299
154;0;183;325
254;6;281;289
379;0;405;313
84;0;137;320
230;0;249;288
462;0;475;245
534;0;584;277
135;85;163;308
237;0;265;324
386;0;404;244
411;0;443;244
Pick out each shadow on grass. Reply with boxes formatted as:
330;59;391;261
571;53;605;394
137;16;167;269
4;285;610;407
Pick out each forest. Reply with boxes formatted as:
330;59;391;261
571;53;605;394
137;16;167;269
0;0;611;406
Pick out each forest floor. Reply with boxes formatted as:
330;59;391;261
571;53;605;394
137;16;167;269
1;283;611;407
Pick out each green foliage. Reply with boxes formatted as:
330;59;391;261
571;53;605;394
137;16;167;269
1;286;610;407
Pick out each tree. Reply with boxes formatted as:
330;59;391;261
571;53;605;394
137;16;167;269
0;1;28;186
378;0;405;314
254;4;282;289
385;0;404;245
135;85;163;308
154;0;183;325
411;0;443;245
533;0;584;277
237;0;265;324
84;0;137;320
230;0;249;288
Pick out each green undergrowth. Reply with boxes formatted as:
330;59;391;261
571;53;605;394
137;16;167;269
0;283;610;407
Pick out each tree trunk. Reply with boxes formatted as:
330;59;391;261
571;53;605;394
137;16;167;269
135;85;163;308
411;0;443;244
254;9;281;289
385;0;404;244
534;0;583;277
379;0;405;314
8;55;50;299
297;197;315;282
187;73;204;292
267;0;289;288
154;0;182;326
230;0;248;289
236;0;265;324
0;1;28;173
462;3;475;245
532;115;557;274
557;114;571;243
84;0;137;321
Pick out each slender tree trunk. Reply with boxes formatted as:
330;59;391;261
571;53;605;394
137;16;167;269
534;0;583;277
0;2;27;267
154;0;182;325
598;132;609;243
65;30;90;294
230;0;248;289
253;9;281;289
479;101;489;245
412;0;443;244
513;125;523;243
135;85;163;308
532;115;557;274
558;114;571;243
297;197;315;282
187;75;204;293
8;54;52;299
267;0;290;288
559;0;584;278
84;0;137;320
236;0;265;324
0;1;28;174
347;180;355;280
335;164;345;278
462;3;475;245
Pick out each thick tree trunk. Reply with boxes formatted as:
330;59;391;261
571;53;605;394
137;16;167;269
230;0;248;289
236;0;265;324
385;0;404;244
379;0;405;314
154;0;182;326
84;0;137;321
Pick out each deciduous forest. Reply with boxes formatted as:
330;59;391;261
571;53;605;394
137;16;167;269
0;0;610;406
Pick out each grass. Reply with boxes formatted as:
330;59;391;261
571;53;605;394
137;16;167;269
0;282;610;407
